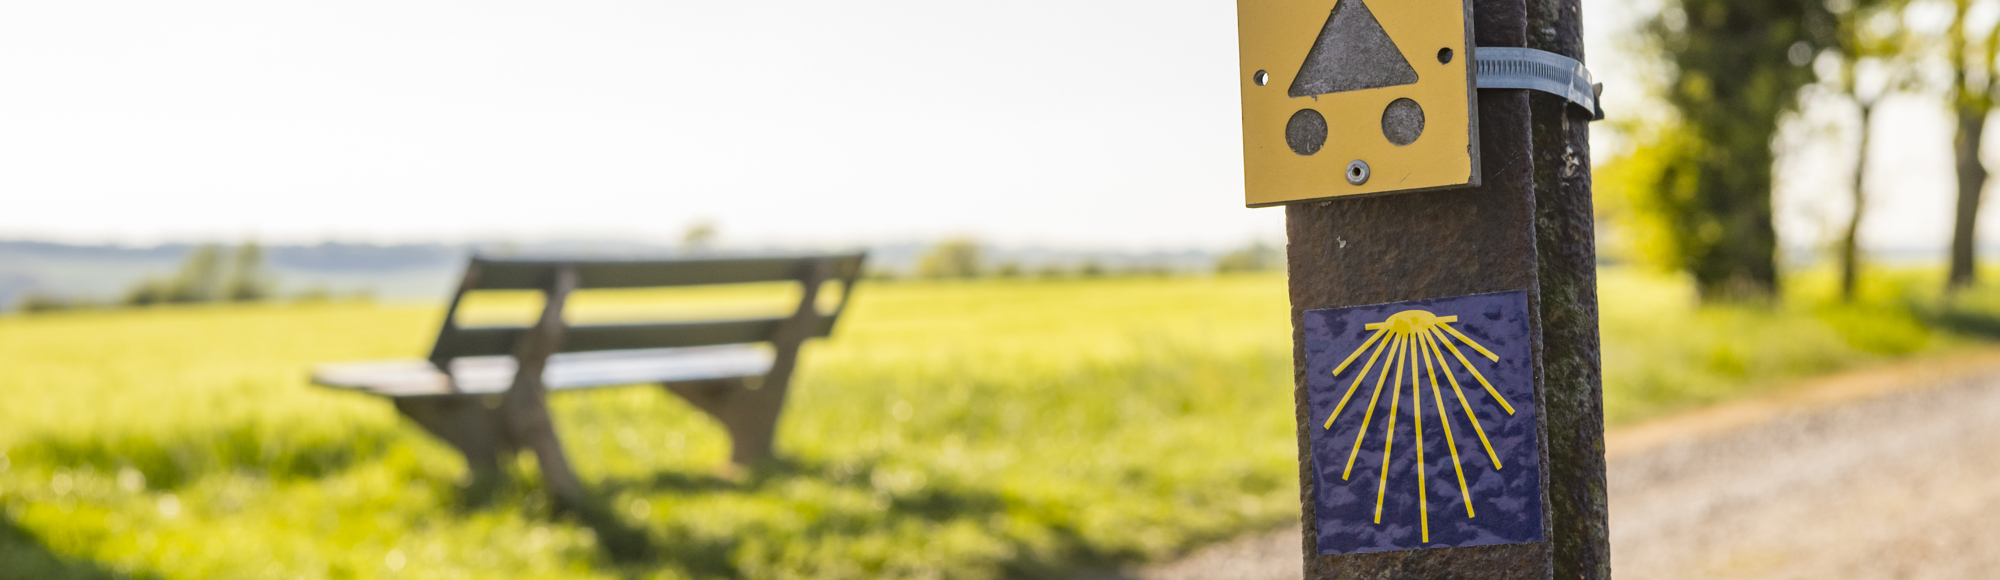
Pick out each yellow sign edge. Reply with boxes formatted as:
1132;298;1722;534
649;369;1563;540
1237;0;1482;208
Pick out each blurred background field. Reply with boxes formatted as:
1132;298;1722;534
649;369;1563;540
6;265;2000;579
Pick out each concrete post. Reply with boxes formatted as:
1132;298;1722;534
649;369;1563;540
1284;0;1607;575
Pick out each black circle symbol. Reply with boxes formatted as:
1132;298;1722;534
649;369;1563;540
1381;98;1425;146
1286;109;1328;156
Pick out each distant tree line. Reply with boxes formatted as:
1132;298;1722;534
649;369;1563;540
1215;242;1284;273
879;238;1283;280
124;243;272;305
1611;0;2000;303
8;243;299;314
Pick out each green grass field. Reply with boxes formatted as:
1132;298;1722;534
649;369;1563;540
3;267;1997;579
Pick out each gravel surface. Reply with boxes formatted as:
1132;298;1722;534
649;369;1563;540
1125;372;2000;579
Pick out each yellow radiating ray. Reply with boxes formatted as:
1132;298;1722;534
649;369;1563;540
1331;327;1389;376
1410;337;1429;543
1437;321;1499;361
1325;328;1395;430
1422;329;1503;469
1374;332;1408;524
1428;326;1516;416
1419;330;1475;518
1344;331;1405;480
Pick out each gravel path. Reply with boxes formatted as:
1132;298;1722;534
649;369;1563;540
1128;366;2000;579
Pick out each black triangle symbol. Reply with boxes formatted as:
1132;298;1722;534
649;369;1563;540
1288;0;1419;98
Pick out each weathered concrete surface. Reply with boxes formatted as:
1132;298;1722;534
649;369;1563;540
1288;0;1420;98
1525;0;1608;574
1284;86;1549;580
1132;367;2000;580
1283;0;1615;573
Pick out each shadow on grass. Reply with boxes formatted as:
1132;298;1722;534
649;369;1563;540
581;458;1141;580
5;423;1152;577
0;514;155;580
1914;299;2000;339
447;468;663;568
570;496;659;567
5;425;1138;578
4;421;399;491
605;458;1014;522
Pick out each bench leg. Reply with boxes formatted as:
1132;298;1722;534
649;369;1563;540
392;397;515;498
662;377;790;468
498;386;591;512
657;263;824;470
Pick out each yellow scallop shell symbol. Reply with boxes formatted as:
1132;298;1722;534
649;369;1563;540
1321;309;1515;543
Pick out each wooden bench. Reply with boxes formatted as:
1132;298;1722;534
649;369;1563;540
311;253;865;507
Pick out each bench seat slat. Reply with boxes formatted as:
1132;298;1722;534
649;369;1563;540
312;345;775;398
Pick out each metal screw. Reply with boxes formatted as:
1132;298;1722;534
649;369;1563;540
1346;160;1370;185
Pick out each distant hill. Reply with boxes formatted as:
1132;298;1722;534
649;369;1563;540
0;240;1244;310
0;241;469;307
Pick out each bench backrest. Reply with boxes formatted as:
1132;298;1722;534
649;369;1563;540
426;253;866;368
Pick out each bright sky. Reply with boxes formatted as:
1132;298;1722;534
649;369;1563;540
0;0;1983;253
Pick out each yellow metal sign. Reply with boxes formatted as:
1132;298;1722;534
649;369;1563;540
1238;0;1478;207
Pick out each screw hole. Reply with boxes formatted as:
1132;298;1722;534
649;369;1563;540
1253;70;1269;86
1437;48;1453;64
1345;160;1370;185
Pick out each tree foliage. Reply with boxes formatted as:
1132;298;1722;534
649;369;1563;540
680;220;718;254
1215;241;1283;273
125;243;272;306
1634;0;1835;301
916;238;983;279
224;242;272;302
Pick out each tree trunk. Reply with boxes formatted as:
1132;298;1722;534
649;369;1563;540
1950;107;1987;290
1660;0;1823;303
1842;102;1874;303
1688;194;1782;302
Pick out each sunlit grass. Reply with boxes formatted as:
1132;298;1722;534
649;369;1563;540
0;276;1297;579
4;267;2000;578
1598;264;2000;424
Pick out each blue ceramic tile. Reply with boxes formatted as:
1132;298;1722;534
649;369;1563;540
1303;290;1543;555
